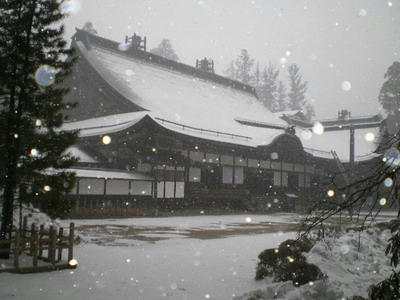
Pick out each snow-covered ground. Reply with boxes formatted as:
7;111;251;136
0;212;396;300
0;214;296;300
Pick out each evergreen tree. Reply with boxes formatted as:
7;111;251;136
287;64;308;111
224;61;237;81
235;49;254;84
379;61;400;116
0;0;78;257
82;21;97;35
276;80;287;112
304;101;315;121
253;63;261;88
258;64;280;111
150;39;179;61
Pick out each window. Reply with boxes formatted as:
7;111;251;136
205;153;219;164
78;178;104;195
175;182;185;198
282;172;288;187
189;151;204;162
305;175;311;188
234;167;244;184
271;161;281;170
282;162;293;171
222;166;233;184
294;164;305;172
131;181;152;195
220;155;234;165
259;160;270;169
189;167;201;182
106;180;129;195
235;157;247;166
273;171;281;186
248;159;259;168
298;173;305;187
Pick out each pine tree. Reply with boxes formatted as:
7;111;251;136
235;49;254;84
379;61;400;116
304;101;315;121
0;0;78;257
257;64;280;111
287;64;308;111
82;21;97;35
224;61;237;81
150;39;179;61
253;63;261;88
276;81;287;112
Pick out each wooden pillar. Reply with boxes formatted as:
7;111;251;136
49;226;56;265
30;223;35;255
22;216;27;240
39;224;44;258
14;231;20;269
32;227;38;267
349;126;355;178
68;223;75;262
57;227;64;262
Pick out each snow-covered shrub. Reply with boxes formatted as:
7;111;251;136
255;237;324;286
368;270;400;299
273;260;324;286
300;280;345;300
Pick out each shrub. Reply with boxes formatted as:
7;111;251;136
256;237;324;286
368;270;400;300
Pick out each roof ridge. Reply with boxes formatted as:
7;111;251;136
73;28;257;96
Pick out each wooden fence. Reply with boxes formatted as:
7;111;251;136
0;216;76;273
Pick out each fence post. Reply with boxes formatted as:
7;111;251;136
32;227;38;267
68;223;75;262
57;227;64;262
49;226;56;265
38;224;44;258
30;223;36;255
14;231;20;269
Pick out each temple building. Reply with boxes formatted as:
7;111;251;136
60;29;380;216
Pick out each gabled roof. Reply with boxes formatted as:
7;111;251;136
71;30;288;147
67;30;379;162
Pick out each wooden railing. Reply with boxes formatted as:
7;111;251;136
0;216;76;273
154;117;252;141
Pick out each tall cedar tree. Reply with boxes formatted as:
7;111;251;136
287;64;308;111
276;81;287;112
379;61;400;114
257;64;280;112
150;39;179;61
235;49;254;85
0;0;78;257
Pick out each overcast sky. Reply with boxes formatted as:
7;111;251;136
63;0;400;118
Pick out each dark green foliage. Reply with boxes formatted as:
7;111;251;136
255;237;323;286
368;270;400;300
379;61;400;116
0;0;78;247
385;220;400;268
273;260;324;286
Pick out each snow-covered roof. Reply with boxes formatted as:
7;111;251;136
68;33;380;162
75;40;287;147
47;167;153;181
297;127;380;162
63;111;148;137
64;146;97;163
